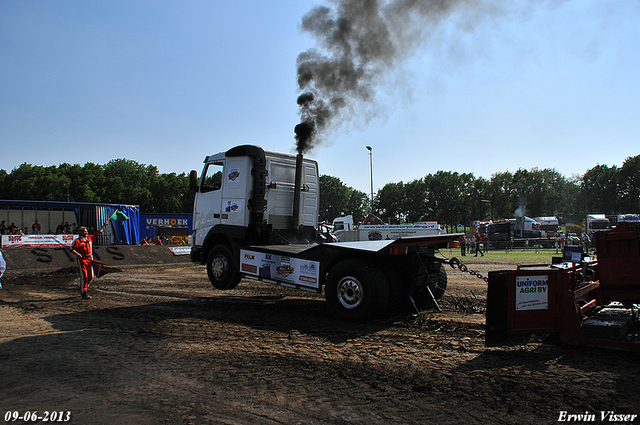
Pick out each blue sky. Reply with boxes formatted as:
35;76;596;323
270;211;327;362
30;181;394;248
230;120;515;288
1;0;639;196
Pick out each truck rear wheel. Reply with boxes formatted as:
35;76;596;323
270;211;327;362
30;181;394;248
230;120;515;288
207;245;241;290
430;263;448;299
325;259;390;321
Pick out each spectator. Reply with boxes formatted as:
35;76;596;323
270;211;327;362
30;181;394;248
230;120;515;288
459;235;466;256
474;233;484;257
32;219;41;235
581;233;590;255
0;249;6;290
0;220;6;235
7;222;17;234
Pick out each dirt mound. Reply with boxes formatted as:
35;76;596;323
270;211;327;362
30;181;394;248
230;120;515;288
1;245;190;274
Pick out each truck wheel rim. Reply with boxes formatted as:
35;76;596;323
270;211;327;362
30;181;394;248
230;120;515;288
211;256;228;279
337;277;363;309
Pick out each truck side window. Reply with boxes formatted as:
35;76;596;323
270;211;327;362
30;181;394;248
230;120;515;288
201;163;223;193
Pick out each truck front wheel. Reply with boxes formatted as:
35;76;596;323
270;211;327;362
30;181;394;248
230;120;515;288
207;245;241;290
325;259;389;321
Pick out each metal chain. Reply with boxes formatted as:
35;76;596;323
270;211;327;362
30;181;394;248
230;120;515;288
446;257;489;283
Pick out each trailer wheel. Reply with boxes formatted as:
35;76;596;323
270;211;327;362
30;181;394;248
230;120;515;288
207;245;241;290
325;259;389;321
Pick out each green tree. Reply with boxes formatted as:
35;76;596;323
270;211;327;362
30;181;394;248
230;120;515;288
404;178;428;222
152;172;194;213
375;182;406;223
318;175;350;223
103;159;156;210
582;164;619;215
423;171;471;228
618;154;640;212
344;187;369;223
485;171;515;220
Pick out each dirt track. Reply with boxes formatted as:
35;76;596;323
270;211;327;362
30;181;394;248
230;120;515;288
1;260;639;424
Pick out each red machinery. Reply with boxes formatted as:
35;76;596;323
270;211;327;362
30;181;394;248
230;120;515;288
486;222;640;351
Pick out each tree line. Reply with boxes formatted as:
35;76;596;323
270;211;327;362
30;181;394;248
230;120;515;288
0;159;194;213
319;154;640;228
2;154;638;227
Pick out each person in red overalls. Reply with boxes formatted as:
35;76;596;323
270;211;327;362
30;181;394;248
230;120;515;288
71;226;103;299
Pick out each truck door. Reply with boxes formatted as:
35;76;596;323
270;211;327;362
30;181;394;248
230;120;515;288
221;157;248;227
193;161;224;245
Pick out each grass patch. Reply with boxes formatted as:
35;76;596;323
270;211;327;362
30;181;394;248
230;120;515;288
438;248;562;265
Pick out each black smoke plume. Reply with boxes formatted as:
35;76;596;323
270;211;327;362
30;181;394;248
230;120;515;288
295;0;492;153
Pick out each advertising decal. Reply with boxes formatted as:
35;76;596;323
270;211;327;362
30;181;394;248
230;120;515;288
515;275;549;311
240;249;320;288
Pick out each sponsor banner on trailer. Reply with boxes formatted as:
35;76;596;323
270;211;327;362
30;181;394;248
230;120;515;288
240;249;320;289
1;234;78;248
169;247;191;255
515;275;549;311
360;223;440;230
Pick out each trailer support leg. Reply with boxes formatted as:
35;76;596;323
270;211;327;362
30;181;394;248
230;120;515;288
407;293;420;314
426;286;442;312
407;287;442;314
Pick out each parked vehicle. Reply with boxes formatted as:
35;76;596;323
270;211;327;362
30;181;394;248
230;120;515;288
586;214;611;233
534;216;561;238
486;217;551;249
331;215;443;242
611;214;640;227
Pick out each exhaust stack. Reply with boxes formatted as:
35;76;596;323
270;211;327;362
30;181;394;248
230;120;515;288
293;122;314;232
293;153;303;231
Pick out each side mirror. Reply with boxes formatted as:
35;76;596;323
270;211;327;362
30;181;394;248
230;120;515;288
189;170;199;192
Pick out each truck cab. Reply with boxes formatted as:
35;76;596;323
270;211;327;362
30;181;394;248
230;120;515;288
191;145;319;263
534;216;560;238
332;215;354;232
586;214;611;233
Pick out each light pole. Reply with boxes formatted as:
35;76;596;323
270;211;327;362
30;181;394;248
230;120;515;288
366;146;373;211
481;199;491;221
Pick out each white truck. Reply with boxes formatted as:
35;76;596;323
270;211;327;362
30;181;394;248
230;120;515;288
331;215;443;242
612;214;640;227
534;216;560;238
189;145;460;321
586;214;611;233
